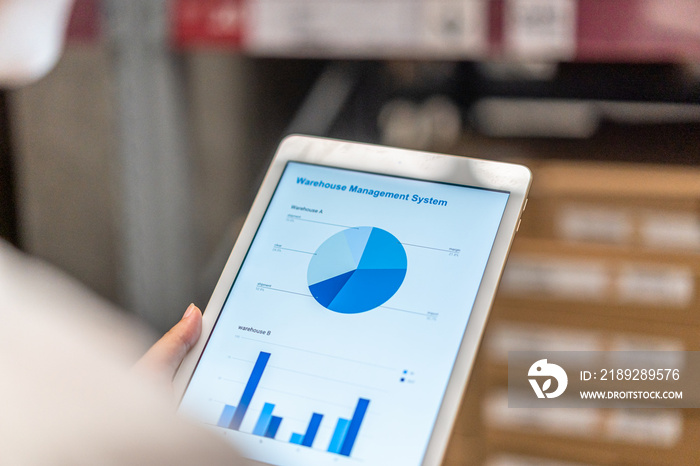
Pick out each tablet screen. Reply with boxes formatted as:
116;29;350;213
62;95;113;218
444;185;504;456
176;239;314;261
179;162;509;465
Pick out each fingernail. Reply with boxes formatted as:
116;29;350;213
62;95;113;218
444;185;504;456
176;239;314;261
183;303;196;319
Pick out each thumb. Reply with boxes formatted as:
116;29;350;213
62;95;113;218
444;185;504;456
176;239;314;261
133;303;202;387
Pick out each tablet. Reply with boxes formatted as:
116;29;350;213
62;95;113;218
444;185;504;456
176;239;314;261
174;135;531;466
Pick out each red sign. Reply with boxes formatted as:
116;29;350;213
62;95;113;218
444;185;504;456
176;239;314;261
171;0;246;49
66;0;101;44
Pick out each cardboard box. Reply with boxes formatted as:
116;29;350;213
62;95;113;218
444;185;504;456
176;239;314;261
484;306;699;359
518;160;700;254
445;159;700;464
496;237;700;325
443;434;485;466
482;387;698;465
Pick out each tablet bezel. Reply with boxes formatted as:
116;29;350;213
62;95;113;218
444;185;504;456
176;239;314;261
174;135;531;465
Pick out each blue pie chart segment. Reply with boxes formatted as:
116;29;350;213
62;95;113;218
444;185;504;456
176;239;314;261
306;231;357;286
308;227;407;314
343;226;372;264
310;269;355;309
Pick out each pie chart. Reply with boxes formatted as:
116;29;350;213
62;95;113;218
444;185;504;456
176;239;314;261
307;227;407;314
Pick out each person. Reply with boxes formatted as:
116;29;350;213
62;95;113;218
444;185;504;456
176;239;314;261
0;0;244;463
0;242;247;464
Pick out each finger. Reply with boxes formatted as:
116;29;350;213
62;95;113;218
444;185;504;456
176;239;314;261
134;303;203;384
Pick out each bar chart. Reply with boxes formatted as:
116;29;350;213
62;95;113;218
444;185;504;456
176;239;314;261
215;351;370;458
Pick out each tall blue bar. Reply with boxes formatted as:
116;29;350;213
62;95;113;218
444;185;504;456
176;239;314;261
252;402;276;436
289;433;304;444
264;416;283;439
327;418;350;454
339;398;370;456
301;413;323;447
228;351;271;430
217;404;236;428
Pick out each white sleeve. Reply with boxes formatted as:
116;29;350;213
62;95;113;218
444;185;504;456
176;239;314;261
0;240;249;465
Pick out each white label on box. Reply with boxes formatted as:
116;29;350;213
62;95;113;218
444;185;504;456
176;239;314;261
484;390;601;436
610;334;685;355
248;0;415;54
501;257;609;301
487;454;594;466
421;0;488;54
504;0;577;59
606;409;683;447
617;265;694;307
608;337;686;369
486;323;603;362
641;211;700;251
557;205;633;244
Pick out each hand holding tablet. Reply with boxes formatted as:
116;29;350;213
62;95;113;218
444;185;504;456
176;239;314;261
174;136;531;466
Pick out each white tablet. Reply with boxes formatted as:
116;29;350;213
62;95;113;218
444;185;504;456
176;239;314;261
174;135;531;466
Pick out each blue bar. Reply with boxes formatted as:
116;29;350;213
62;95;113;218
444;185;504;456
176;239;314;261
327;418;350;454
301;413;324;447
289;433;304;444
229;351;271;430
339;398;370;456
217;404;236;428
264;416;283;439
252;402;275;436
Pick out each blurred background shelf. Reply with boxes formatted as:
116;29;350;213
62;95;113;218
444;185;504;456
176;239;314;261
171;0;700;62
2;1;700;464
